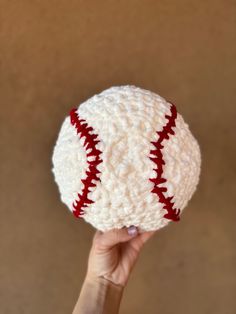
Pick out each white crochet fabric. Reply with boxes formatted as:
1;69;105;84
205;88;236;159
52;85;201;232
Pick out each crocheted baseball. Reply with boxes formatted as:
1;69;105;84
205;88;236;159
52;85;201;232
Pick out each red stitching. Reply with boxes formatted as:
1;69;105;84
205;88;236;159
70;108;102;218
149;103;180;222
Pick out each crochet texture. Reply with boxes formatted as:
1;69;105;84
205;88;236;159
52;85;201;232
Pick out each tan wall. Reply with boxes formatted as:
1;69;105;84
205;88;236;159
1;1;236;313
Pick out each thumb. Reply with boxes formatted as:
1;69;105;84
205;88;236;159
93;226;138;250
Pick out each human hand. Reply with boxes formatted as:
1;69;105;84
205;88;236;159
86;226;156;288
73;227;156;313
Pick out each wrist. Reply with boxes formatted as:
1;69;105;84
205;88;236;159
85;273;124;295
73;274;124;314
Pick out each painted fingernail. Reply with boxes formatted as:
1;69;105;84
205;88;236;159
128;226;138;236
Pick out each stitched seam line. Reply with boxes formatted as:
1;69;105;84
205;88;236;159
149;103;180;222
70;108;102;218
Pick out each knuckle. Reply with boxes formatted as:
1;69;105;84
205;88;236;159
113;229;120;240
93;239;102;251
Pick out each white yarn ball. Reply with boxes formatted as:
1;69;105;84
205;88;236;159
52;85;201;232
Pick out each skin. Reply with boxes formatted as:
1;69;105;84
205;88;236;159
72;226;156;314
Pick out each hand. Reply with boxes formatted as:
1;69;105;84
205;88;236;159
86;226;156;288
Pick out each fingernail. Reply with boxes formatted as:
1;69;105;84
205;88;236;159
128;226;138;236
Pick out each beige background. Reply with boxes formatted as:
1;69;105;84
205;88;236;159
1;1;236;313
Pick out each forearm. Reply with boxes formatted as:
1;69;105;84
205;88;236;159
72;275;124;314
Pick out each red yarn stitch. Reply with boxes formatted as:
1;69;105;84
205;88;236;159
70;108;102;218
149;103;180;222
